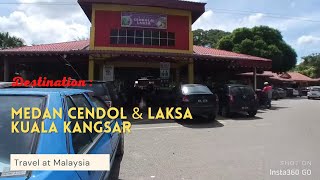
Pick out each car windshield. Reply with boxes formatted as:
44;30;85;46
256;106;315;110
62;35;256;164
75;83;109;96
0;96;46;175
311;87;320;91
181;85;212;95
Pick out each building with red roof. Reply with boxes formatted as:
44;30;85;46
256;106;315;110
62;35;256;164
0;0;272;90
239;71;319;88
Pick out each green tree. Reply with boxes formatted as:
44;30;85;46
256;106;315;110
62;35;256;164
193;29;230;48
0;32;25;49
216;26;297;72
295;53;320;78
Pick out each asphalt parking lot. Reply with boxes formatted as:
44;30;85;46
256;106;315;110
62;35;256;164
111;98;320;180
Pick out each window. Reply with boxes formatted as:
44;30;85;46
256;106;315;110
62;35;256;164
88;96;110;122
144;30;151;37
109;29;175;47
119;29;126;36
160;31;167;39
110;29;118;36
127;29;135;44
181;85;213;95
135;37;143;45
168;40;175;46
168;32;175;39
66;96;92;154
160;39;168;46
110;37;118;44
0;96;46;175
127;37;135;44
110;29;119;45
144;38;152;45
168;32;175;47
136;30;143;37
66;95;101;154
152;38;160;46
152;31;160;38
118;37;126;44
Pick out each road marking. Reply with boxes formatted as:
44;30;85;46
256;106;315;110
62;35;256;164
132;125;182;131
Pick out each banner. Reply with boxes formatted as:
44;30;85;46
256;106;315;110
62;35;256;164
121;12;167;29
103;65;114;82
160;62;170;79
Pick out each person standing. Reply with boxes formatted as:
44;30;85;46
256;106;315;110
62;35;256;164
262;82;273;109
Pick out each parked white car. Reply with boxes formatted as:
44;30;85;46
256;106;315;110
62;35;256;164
307;86;320;99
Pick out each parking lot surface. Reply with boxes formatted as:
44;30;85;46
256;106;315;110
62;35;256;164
111;98;320;180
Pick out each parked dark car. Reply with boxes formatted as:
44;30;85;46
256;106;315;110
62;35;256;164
172;84;218;121
134;76;161;90
216;84;259;117
284;87;299;97
71;80;123;108
272;88;287;100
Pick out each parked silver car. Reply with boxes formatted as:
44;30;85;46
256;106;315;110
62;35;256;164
307;86;320;99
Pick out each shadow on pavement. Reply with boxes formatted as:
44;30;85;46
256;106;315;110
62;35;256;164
176;118;224;128
217;113;263;121
259;105;288;111
269;106;289;110
129;119;176;125
283;97;306;100
109;155;123;180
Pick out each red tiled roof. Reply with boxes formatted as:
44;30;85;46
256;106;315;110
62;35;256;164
0;40;271;69
239;71;317;82
287;72;315;82
239;71;274;77
1;40;271;61
1;40;89;52
193;46;270;61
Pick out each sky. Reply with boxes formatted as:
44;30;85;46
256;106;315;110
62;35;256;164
0;0;320;62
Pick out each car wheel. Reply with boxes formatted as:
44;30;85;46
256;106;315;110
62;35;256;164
221;106;230;117
248;110;257;117
116;133;124;157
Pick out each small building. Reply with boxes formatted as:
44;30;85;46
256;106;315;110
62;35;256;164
0;0;272;91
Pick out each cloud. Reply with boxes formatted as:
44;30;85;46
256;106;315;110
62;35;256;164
289;0;296;8
297;35;320;46
0;0;90;45
192;11;267;31
247;13;265;23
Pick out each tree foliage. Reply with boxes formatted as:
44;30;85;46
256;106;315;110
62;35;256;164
295;53;320;78
216;26;297;72
193;29;230;48
0;32;25;49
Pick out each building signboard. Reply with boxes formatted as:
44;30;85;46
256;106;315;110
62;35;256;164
160;62;170;79
121;12;167;29
103;65;114;82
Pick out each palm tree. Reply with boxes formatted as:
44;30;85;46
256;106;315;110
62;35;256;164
0;32;25;49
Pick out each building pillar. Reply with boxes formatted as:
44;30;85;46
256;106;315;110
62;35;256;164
188;59;194;84
4;57;9;81
99;62;104;80
88;59;94;80
175;67;180;85
253;67;257;90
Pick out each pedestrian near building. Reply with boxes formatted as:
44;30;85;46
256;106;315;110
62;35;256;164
262;82;273;109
